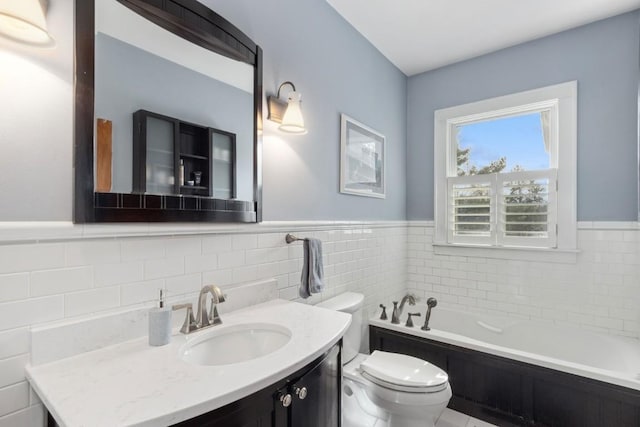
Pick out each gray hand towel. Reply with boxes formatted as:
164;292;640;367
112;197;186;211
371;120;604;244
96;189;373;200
299;238;324;299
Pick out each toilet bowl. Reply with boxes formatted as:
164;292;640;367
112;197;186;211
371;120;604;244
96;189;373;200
317;293;452;427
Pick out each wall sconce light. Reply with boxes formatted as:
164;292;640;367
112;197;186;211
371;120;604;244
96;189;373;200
0;0;55;47
267;81;307;134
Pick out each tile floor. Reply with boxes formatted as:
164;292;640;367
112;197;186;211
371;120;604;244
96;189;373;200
436;408;497;427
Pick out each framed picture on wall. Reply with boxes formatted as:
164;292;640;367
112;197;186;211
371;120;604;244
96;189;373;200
340;114;386;198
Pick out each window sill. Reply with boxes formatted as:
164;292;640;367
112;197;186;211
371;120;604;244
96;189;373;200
432;243;579;264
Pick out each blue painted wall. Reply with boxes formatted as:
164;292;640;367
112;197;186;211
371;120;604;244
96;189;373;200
406;11;639;221
207;0;408;221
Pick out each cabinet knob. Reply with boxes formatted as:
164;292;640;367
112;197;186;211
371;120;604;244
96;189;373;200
295;386;308;400
279;392;292;407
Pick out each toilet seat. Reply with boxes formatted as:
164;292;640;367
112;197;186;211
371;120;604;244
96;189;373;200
359;351;448;393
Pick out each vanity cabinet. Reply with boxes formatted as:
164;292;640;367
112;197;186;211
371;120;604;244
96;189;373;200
45;342;341;427
173;342;341;427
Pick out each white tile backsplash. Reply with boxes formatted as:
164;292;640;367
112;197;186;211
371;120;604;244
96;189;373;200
0;243;65;275
0;404;44;427
64;287;120;317
201;235;233;253
94;261;144;287
121;239;165;261
165;273;201;296
0;381;30;417
30;267;93;297
165;237;202;257
202;268;234;286
0;355;29;388
0;296;64;331
185;253;218;273
143;257;184;280
232;234;258;250
0;328;29;360
0;274;29;303
120;279;165;306
64;240;121;267
218;250;246;269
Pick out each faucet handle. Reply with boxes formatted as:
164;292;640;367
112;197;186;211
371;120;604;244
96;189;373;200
406;312;421;327
379;304;388;320
172;303;197;334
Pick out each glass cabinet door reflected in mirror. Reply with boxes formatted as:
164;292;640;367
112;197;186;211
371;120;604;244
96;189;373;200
74;0;262;223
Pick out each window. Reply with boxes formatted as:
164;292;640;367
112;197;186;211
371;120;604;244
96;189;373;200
434;82;577;251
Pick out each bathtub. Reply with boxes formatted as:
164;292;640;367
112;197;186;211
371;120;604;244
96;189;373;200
369;307;640;426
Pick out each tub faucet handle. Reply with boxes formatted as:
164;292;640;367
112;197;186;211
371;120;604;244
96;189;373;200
391;301;400;324
379;304;388;320
406;312;421;327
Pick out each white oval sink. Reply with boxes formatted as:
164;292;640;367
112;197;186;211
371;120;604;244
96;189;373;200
180;323;292;366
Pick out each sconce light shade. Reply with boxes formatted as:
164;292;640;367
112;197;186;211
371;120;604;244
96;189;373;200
0;0;54;47
279;91;306;134
267;81;307;134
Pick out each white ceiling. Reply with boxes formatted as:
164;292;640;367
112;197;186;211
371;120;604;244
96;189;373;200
326;0;640;76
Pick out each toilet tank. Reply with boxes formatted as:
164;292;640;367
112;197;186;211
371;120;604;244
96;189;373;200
316;292;364;363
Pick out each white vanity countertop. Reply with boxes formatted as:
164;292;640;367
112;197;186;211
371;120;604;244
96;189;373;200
26;299;351;427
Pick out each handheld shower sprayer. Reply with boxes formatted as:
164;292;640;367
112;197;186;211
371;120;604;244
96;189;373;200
421;297;438;331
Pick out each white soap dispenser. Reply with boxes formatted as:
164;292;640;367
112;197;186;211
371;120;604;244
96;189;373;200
148;289;171;346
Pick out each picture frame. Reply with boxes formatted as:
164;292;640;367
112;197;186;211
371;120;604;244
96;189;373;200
340;114;386;198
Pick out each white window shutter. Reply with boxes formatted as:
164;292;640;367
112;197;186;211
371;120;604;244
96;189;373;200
447;169;557;248
497;169;557;248
447;174;495;245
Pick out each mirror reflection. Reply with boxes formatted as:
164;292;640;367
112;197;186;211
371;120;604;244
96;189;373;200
93;0;255;202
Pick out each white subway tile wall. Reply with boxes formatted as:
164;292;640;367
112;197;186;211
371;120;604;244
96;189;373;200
1;221;638;425
0;223;407;424
407;224;640;339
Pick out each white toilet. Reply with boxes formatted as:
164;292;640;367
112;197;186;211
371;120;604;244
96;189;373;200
317;292;452;427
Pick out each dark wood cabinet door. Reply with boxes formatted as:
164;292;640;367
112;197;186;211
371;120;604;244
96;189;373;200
174;383;276;427
290;344;341;427
273;387;291;427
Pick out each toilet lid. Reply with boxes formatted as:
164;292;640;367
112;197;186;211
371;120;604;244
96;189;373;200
360;351;448;392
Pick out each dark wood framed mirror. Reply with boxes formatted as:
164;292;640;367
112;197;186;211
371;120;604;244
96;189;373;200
74;0;262;223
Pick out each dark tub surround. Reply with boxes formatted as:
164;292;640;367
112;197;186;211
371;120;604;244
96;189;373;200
370;326;640;427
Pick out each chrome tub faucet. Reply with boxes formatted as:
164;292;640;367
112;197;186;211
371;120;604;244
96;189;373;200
391;293;417;324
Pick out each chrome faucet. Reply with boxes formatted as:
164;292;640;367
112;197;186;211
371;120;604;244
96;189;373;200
196;284;226;328
173;285;226;334
391;293;417;324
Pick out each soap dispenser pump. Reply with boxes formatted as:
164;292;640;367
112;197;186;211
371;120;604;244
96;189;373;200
148;289;171;346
